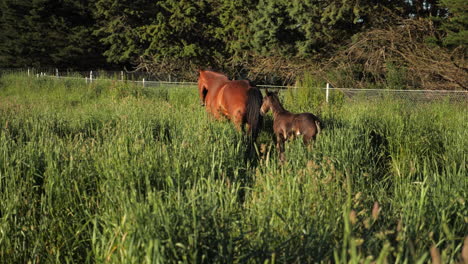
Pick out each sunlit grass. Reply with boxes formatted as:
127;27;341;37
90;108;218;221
0;73;467;263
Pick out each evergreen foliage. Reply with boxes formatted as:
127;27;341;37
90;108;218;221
214;0;257;65
0;0;107;68
0;0;466;87
439;0;468;47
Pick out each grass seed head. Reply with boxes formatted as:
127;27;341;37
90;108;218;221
372;201;380;221
349;210;357;225
430;245;441;264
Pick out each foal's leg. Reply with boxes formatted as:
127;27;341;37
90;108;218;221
303;130;318;151
303;135;310;145
276;134;286;162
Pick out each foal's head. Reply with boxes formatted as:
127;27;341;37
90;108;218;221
260;90;279;115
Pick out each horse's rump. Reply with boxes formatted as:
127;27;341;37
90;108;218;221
214;80;263;140
197;70;263;142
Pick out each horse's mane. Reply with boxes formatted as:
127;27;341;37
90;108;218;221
267;92;287;113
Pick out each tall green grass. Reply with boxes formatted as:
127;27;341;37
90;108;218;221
0;73;467;263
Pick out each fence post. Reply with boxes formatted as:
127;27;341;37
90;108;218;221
56;68;59;78
142;78;145;87
326;83;330;103
28;68;30;76
90;71;93;83
121;71;124;81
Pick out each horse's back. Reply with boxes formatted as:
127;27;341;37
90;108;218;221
221;80;251;109
296;112;319;121
224;80;250;93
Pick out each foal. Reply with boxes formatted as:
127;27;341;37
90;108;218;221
260;90;321;162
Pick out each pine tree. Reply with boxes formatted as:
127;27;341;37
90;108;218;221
93;0;160;64
249;0;299;57
144;0;223;66
214;0;258;66
0;0;106;68
248;0;410;58
94;0;225;72
0;0;32;67
439;0;467;47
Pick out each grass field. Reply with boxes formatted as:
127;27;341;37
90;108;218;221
0;73;467;263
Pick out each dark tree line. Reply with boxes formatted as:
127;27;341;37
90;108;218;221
0;0;107;68
0;0;466;88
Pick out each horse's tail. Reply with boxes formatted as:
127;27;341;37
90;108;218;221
246;87;263;142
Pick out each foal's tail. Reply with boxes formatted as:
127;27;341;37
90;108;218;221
246;87;263;142
315;120;321;135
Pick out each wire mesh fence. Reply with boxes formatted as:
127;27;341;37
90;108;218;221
2;68;467;103
329;88;468;103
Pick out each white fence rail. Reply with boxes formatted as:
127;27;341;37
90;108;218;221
3;68;467;103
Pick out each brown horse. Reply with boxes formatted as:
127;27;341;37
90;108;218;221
197;70;263;141
260;90;321;162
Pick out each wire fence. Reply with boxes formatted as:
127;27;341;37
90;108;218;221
327;87;468;103
3;68;468;103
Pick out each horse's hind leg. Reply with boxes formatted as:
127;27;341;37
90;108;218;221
231;109;244;131
209;104;223;120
